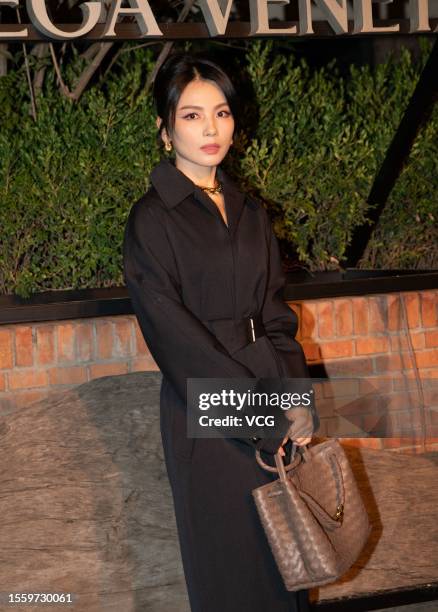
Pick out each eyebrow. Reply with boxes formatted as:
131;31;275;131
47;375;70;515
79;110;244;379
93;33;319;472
178;103;230;111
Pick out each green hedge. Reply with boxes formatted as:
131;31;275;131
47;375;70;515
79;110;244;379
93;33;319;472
233;39;437;271
1;40;436;298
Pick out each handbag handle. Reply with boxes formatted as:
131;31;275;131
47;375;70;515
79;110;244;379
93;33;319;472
255;441;303;473
273;446;346;529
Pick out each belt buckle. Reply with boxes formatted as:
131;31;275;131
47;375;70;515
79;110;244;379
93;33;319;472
249;317;256;343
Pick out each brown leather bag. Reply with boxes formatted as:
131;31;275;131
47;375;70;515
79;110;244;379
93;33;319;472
252;438;372;591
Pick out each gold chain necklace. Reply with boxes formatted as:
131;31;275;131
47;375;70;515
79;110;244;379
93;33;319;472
198;180;223;195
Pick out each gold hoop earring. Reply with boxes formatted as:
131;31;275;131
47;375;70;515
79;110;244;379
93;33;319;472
165;141;172;152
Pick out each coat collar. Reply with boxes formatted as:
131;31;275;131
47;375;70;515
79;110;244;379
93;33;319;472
150;157;246;234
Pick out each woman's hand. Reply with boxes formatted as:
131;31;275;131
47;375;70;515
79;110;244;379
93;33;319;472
277;406;314;457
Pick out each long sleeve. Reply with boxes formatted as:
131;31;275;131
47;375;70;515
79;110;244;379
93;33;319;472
123;200;286;452
261;209;320;434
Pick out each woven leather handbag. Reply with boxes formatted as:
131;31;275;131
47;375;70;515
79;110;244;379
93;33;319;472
252;438;372;591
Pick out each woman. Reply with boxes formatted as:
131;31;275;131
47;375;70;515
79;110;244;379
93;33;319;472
123;52;320;612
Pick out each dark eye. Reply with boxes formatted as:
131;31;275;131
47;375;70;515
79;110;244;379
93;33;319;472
183;113;198;120
218;110;231;117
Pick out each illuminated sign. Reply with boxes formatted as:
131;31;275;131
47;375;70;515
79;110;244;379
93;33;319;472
0;0;435;40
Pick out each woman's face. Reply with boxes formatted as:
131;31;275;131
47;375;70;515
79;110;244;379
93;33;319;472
158;78;235;170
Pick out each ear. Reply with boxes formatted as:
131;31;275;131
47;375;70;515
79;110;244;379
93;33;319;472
156;116;169;143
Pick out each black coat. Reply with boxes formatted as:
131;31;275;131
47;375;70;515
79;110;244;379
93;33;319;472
123;158;318;612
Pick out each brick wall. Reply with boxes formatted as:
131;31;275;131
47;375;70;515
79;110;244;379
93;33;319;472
291;290;437;453
1;289;437;453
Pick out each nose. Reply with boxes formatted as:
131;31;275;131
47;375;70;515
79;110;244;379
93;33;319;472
204;114;218;136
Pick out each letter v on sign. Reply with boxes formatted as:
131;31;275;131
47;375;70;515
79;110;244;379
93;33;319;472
197;0;234;36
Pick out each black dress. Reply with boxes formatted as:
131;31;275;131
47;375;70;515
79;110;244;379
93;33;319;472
123;158;319;612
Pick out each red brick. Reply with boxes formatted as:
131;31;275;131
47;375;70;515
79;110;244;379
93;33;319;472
386;390;420;412
325;357;374;376
368;296;386;333
392;374;424;390
402;292;420;328
396;409;424;433
320;340;353;359
387;294;401;332
389;335;405;353
0;329;13;369
8;369;48;390
425;390;438;408
415;350;438;368
359;375;393;395
14;326;33;367
317;300;334;338
374;353;414;372
356;336;390;355
326;378;360;399
57;322;75;362
75;322;94;361
352;297;368;335
134;321;148;355
425;330;438;349
301;341;320;361
35;326;55;365
299;301;317;340
47;366;88;385
390;331;424;352
95;320;114;360
130;357;159;372
0;373;5;391
419;368;438;379
9;389;50;409
89;362;129;379
375;352;416;381
113;318;133;357
334;299;353;336
411;332;427;349
420;291;437;328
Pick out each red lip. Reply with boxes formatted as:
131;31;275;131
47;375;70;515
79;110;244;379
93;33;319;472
201;145;220;153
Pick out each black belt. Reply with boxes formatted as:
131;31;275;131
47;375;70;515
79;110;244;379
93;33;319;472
202;314;266;354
